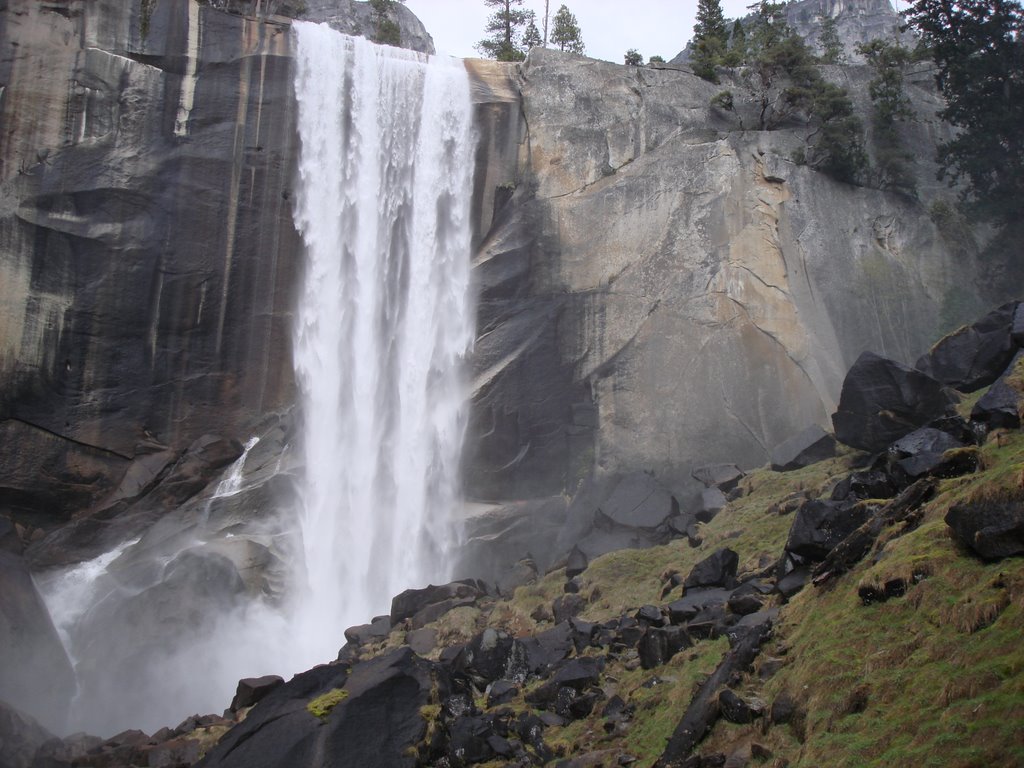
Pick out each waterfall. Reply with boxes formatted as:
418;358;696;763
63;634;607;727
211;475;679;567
289;23;476;666
30;25;475;738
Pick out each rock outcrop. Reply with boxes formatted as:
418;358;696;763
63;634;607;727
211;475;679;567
466;44;987;500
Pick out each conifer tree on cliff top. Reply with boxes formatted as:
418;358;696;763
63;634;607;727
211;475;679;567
902;0;1024;224
477;0;528;61
692;0;729;80
551;4;585;54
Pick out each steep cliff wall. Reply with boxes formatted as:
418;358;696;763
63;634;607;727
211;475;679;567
0;3;990;531
466;48;988;501
0;2;301;533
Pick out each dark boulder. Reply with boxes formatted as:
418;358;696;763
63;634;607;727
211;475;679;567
915;301;1020;391
515;622;575;676
770;692;797;725
525;657;605;708
230;675;285;712
667;588;732;624
635;605;664;626
637;626;692;669
774;567;811;600
485;680;519;708
770;425;837;471
345;615;391;646
718;690;763;724
406;628;437;656
785;500;874;561
970;353;1022;430
0;551;75;734
831;352;956;452
897;447;979;480
684;548;739;590
971;380;1022;430
197;647;432;768
945;498;1024;560
565;546;588;579
390;579;486;625
831;469;898;502
450;628;517;687
887;427;971;480
598;472;678;529
889;427;963;458
667;512;702;546
692;464;744;492
696;488;727;523
447;714;501;765
687;605;733;640
552;593;586;624
726;593;763;617
1012;302;1024;346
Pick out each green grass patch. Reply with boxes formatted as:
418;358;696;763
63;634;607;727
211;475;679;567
307;688;348;719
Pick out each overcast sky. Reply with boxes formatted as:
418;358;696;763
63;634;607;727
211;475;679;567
404;0;756;63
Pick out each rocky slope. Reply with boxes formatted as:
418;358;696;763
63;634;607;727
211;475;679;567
5;301;1021;768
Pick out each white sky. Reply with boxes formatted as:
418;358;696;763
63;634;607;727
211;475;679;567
404;0;756;63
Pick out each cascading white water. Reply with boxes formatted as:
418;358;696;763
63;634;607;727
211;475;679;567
289;22;476;667
31;25;475;738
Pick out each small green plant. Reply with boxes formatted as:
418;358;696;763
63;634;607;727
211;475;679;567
710;90;734;111
307;688;348;719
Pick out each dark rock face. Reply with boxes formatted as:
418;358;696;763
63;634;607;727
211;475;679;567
832;352;957;452
456;497;567;591
915;301;1019;392
600;472;679;529
230;675;285;712
785;500;873;561
390;580;487;625
1;3;301;468
1012;303;1024;346
692;465;744;492
198;648;432;768
970;353;1023;431
25;434;244;568
718;690;761;724
770;425;837;472
0;551;75;733
946;499;1024;561
684;548;739;590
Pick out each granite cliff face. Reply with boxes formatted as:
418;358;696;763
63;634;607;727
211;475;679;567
0;0;995;545
466;47;988;501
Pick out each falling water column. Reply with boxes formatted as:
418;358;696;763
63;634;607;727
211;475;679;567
290;22;476;667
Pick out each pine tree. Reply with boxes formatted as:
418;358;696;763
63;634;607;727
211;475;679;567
476;0;528;61
522;10;543;51
551;4;585;54
624;48;644;66
817;14;845;63
723;19;747;66
902;0;1024;223
692;0;729;80
857;39;914;191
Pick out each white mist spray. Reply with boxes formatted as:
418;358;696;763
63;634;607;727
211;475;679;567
289;22;476;669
